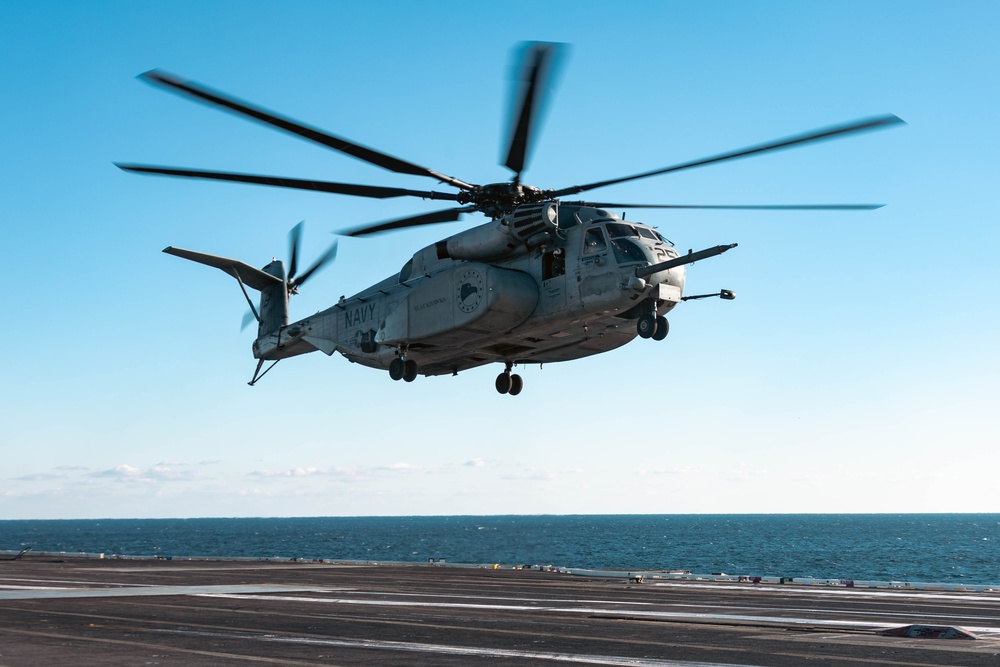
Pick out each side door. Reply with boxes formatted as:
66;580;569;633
539;246;567;312
577;226;619;310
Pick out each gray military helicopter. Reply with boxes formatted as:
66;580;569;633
119;43;902;395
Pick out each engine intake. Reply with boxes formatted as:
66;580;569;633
508;202;559;243
433;201;561;261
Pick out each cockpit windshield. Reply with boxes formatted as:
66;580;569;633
637;227;663;241
606;222;668;244
605;222;639;239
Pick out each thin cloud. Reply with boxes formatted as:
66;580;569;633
248;463;420;480
502;466;583;482
725;465;771;482
640;466;701;476
248;466;322;478
91;464;144;479
378;462;421;472
89;464;199;483
13;472;67;482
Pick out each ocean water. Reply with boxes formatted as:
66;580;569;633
1;514;998;585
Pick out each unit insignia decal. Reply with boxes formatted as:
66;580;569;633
457;269;484;313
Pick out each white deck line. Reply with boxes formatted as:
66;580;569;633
156;627;762;667
0;584;332;601
193;591;1000;639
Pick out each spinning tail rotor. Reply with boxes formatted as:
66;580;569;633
287;221;338;295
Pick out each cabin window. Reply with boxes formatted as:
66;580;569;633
583;228;607;254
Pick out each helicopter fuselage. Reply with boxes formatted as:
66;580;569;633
252;204;686;378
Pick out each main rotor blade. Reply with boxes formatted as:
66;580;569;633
139;70;476;191
503;42;564;179
551;114;906;197
341;206;477;237
573;202;886;210
115;164;463;201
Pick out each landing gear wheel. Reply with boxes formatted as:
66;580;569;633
637;314;656;339
509;374;523;396
403;359;418;382
389;357;405;381
495;372;512;394
652;316;669;341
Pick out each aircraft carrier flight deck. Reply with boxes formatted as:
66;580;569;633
2;555;999;666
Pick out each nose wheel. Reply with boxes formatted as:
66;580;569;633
637;314;669;340
495;363;523;396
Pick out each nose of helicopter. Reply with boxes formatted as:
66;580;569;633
640;257;686;291
646;264;685;304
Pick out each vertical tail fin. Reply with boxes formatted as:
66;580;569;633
257;259;289;337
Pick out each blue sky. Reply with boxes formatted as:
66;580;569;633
2;1;998;519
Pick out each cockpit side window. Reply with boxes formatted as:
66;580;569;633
583;227;608;254
610;238;647;265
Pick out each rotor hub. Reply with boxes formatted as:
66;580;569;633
459;182;552;218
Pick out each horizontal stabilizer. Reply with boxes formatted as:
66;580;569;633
163;246;282;291
302;335;338;356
